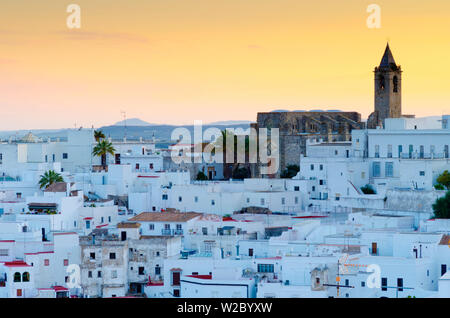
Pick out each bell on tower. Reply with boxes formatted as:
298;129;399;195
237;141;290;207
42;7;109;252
367;43;402;129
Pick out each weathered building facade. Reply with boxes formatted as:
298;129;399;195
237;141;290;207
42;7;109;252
255;111;364;177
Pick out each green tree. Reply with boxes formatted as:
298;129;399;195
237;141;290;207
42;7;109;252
361;184;376;195
94;130;105;142
196;171;208;181
38;170;64;189
232;167;251;180
436;170;450;190
92;139;115;170
280;165;300;179
432;191;450;219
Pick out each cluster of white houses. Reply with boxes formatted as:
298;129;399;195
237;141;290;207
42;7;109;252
0;114;449;298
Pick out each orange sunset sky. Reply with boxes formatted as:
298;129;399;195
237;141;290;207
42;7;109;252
1;0;450;130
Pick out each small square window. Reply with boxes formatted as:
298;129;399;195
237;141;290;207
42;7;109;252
44;259;49;266
64;259;69;266
110;253;116;260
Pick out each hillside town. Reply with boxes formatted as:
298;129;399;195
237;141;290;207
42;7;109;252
0;45;449;299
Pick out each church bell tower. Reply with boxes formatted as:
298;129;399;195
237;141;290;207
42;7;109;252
368;43;402;128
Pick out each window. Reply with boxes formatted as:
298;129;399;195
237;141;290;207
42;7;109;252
319;164;323;171
194;196;198;203
393;76;398;93
419;171;425;176
88;271;92;278
211;200;215;206
139;267;145;275
281;198;285;205
14;272;21;282
202;227;208;235
162;194;168;200
442;264;447;276
374;145;380;158
387;145;392;158
173;289;180;297
64;259;69;266
381;277;387;291
312;186;315;192
246;197;250;203
149;163;154;169
62;153;68;159
176;224;182;230
164;224;170;230
295;197;299;204
16;193;22;199
385;162;394;177
361;281;365;287
398;145;403;158
155;265;161;275
172;272;181;286
257;264;274;273
334;150;338;155
397;278;403;292
109;253;116;260
249;249;254;257
372;162;381;177
101;217;104;223
44;259;49;266
108;216;111;223
0;249;8;256
294;186;299;191
260;198;265;205
135;163;140;170
178;196;182;202
17;289;22;297
310;164;314;171
90;252;95;260
86;220;90;229
319;180;324;185
149;224;154;230
111;270;118;279
98;271;102;278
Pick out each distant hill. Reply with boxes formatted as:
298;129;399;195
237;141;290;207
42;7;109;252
99;123;251;145
114;118;153;126
207;120;252;126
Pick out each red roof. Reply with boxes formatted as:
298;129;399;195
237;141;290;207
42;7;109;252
96;224;109;228
292;216;328;219
53;286;69;291
186;274;212;280
4;260;32;267
83;217;93;220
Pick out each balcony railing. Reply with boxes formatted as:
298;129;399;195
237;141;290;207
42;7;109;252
161;229;184;236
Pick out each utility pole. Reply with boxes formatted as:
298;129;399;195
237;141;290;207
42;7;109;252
322;258;354;297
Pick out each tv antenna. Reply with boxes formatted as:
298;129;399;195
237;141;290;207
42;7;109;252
120;110;127;139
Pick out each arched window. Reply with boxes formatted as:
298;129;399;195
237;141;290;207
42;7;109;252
393;76;398;92
378;75;385;91
13;272;21;282
22;272;30;282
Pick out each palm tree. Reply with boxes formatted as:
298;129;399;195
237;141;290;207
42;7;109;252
39;170;64;189
94;130;105;142
92;139;115;170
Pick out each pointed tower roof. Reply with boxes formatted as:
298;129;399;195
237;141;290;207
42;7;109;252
379;43;397;68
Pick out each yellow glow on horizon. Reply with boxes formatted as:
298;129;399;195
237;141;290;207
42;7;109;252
1;0;450;129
